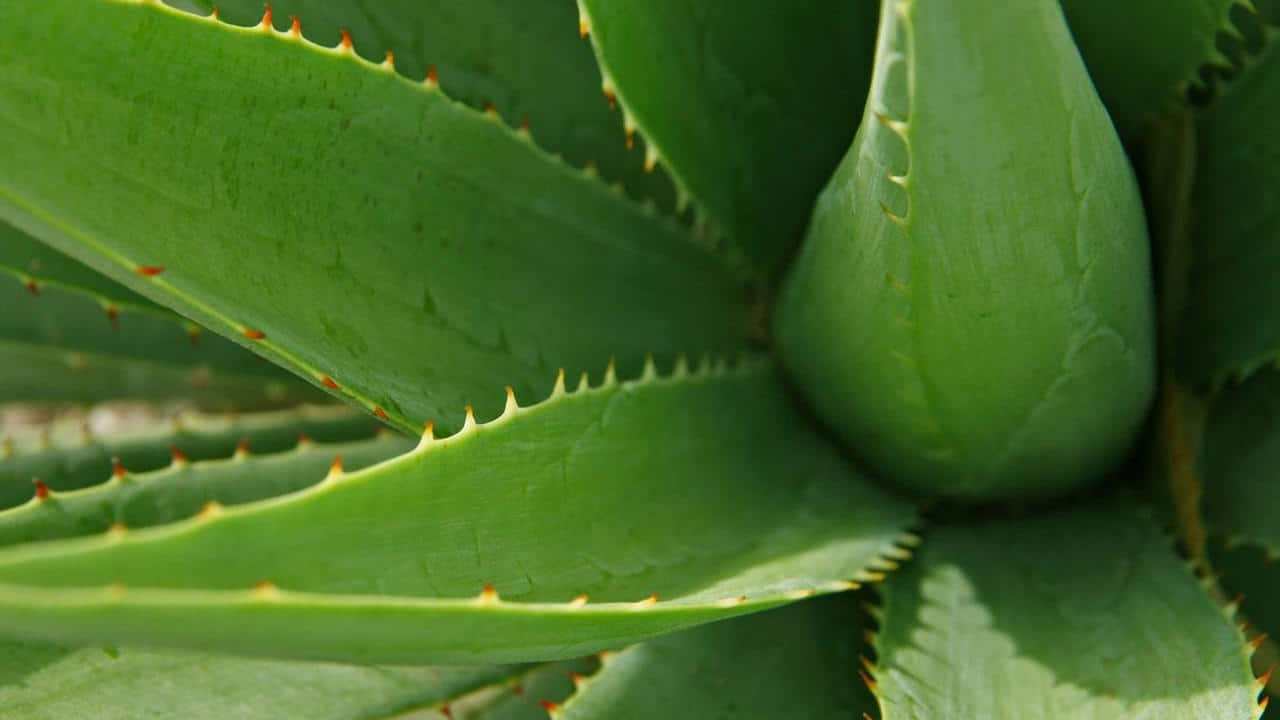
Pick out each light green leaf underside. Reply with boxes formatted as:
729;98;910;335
183;0;677;213
873;500;1259;719
559;593;876;719
1060;0;1244;138
0;359;914;664
1200;368;1280;554
0;639;537;720
0;404;378;510
577;0;878;274
0;431;412;548
0;240;321;411
0;0;752;436
1177;26;1280;385
0;220;159;311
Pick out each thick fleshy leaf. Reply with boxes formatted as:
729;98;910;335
1177;26;1280;385
0;404;378;510
774;0;1155;501
1201;368;1280;553
1208;542;1280;716
872;500;1260;719
183;0;676;211
0;359;914;664
577;0;878;273
557;594;876;719
0;431;411;547
1060;0;1242;138
0;241;320;410
0;639;538;719
0;0;752;436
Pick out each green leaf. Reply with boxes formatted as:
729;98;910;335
1176;27;1280;385
0;430;412;547
1059;0;1243;138
0;359;914;664
1200;368;1280;554
0;0;753;436
0;244;321;411
1207;542;1278;715
0;639;536;719
871;500;1259;719
0;219;161;311
183;0;677;212
773;0;1156;501
0;404;379;510
577;0;878;273
558;593;876;719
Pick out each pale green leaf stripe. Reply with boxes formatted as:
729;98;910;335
188;0;677;212
558;594;876;720
1060;0;1242;138
578;0;878;273
0;404;378;510
873;500;1259;720
0;359;914;664
0;431;412;547
1177;25;1280;385
1201;368;1280;554
0;0;752;436
0;639;534;720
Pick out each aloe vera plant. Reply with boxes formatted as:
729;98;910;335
0;0;1276;716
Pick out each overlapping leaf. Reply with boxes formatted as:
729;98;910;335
0;0;752;435
871;500;1260;719
0;430;412;547
0;359;914;664
1060;0;1244;138
558;594;876;719
0;404;378;509
184;0;676;211
577;0;878;273
1177;25;1280;385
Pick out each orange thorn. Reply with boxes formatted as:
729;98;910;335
105;305;120;330
259;3;273;30
484;102;498;118
383;49;395;68
296;432;312;446
579;18;590;38
243;327;266;340
373;406;389;420
1250;633;1270;651
568;671;585;688
136;265;165;277
1262;696;1272;712
859;669;878;691
170;446;189;464
211;6;220;20
520;116;531;132
511;684;524;696
328;455;344;475
603;88;617;109
187;327;202;346
32;479;49;500
235;437;251;456
321;375;340;390
1259;666;1275;686
625;128;635;150
23;279;39;296
289;15;301;38
539;700;560;713
339;28;354;51
425;64;439;86
439;705;453;719
111;457;126;479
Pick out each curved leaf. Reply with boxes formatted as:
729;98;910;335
184;0;677;212
577;0;878;273
0;404;378;510
1200;368;1280;553
0;639;532;719
1177;27;1280;385
871;500;1260;719
558;594;876;719
1060;0;1244;138
0;431;412;547
0;252;320;409
0;0;753;436
0;359;913;664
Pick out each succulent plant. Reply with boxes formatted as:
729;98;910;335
0;0;1276;717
